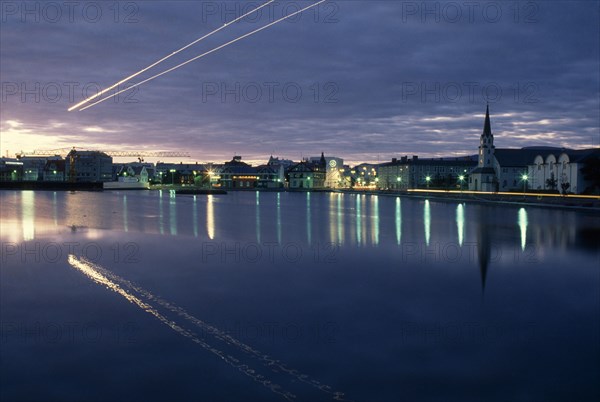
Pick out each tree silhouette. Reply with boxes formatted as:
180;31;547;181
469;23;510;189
546;173;557;190
580;156;600;193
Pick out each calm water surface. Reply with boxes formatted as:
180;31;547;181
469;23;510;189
1;190;599;401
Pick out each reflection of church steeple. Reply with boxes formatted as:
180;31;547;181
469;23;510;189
476;209;491;294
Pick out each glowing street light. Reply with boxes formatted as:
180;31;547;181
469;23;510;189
425;176;431;189
521;173;528;196
458;175;465;192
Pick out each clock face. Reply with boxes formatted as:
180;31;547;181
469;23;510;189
329;159;337;168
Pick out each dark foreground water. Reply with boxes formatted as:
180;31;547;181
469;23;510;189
1;190;599;402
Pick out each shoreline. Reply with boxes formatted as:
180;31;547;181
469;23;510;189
2;183;599;212
335;189;600;212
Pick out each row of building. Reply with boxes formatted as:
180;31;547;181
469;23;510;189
1;107;599;194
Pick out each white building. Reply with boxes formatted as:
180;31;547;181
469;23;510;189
528;149;600;194
309;153;344;188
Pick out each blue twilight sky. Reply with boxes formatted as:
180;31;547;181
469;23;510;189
1;0;599;164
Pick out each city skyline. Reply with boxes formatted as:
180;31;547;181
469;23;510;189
1;1;599;165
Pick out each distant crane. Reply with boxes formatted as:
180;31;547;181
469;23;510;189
16;148;190;158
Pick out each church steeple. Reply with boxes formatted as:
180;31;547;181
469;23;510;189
483;104;492;137
478;104;495;168
469;105;498;192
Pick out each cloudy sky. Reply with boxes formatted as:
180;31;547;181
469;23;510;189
1;0;598;164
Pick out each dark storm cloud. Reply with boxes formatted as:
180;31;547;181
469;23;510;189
1;0;598;163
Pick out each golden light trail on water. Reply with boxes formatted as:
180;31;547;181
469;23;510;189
67;0;277;112
76;0;328;111
67;254;349;401
206;195;215;239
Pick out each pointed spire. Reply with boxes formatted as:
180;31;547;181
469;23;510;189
483;104;492;136
320;152;326;167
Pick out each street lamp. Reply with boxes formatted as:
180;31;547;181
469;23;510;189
425;175;431;189
521;174;528;196
458;175;465;192
170;169;176;186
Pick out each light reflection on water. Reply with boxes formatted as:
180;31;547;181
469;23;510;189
372;195;379;246
1;190;599;402
169;191;177;236
123;195;128;233
67;254;348;401
424;199;431;246
192;196;198;238
337;194;344;245
158;190;164;235
21;190;35;241
277;192;282;244
395;197;402;245
355;194;361;246
519;207;528;251
2;190;596;258
256;191;261;244
207;194;215;240
306;192;311;245
52;191;58;226
4;190;592;302
456;203;464;247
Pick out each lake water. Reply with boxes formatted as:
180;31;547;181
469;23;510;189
1;190;599;401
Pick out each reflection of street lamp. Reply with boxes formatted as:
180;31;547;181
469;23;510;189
458;175;465;192
425;175;431;189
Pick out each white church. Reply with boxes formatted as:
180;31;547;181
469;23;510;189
469;105;498;192
469;105;600;194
